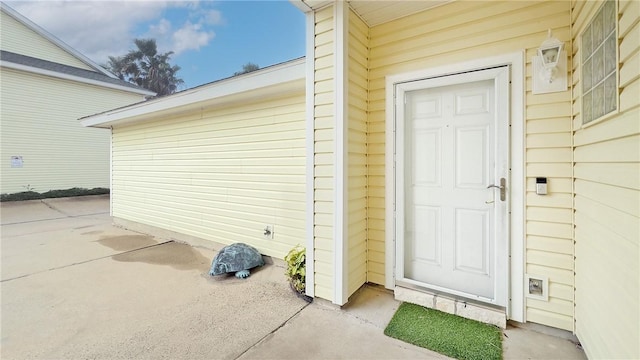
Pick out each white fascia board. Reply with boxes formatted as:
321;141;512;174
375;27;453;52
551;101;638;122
0;60;155;96
0;3;117;78
81;58;306;128
289;0;313;12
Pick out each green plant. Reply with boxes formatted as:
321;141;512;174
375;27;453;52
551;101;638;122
284;245;305;294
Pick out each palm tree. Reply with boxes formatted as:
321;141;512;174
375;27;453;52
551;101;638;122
234;62;260;76
107;39;184;97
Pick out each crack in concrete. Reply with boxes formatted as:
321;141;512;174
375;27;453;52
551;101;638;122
0;241;172;283
1;212;109;226
233;301;312;359
40;199;71;216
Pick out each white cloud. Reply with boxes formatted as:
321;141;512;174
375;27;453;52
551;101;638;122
171;22;215;55
204;9;223;25
6;1;220;63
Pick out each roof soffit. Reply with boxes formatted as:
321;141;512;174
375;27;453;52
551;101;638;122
291;0;451;26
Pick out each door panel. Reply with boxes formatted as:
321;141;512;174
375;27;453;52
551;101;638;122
397;67;509;305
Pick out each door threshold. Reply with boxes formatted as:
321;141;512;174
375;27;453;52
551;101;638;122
394;285;507;328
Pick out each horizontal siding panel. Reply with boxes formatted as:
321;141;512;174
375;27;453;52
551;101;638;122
527;221;573;239
526;249;573;270
526;193;573;208
527;236;573;255
526;103;572;119
1;11;93;70
526;308;573;331
112;92;306;261
620;50;640;88
574;179;639;217
313;4;335;303
573;108;640;146
526;118;572;134
620;78;640;112
526;163;573;177
574;135;640;162
619;20;639;62
527;148;572;163
574;162;640;189
1;68;143;193
527;297;573;319
575;196;639;241
526;133;572;148
526;207;573;224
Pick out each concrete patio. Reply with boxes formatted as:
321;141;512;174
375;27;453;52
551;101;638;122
0;195;587;359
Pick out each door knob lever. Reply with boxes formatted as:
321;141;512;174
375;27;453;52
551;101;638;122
486;178;507;201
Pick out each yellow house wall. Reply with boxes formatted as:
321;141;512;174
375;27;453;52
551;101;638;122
1;10;94;70
0;68;145;194
367;1;575;330
346;9;368;297
571;0;639;358
313;5;335;301
110;93;306;260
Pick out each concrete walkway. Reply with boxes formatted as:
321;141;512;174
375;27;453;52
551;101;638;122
0;196;587;359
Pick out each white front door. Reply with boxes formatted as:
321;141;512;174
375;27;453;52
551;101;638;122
395;67;510;306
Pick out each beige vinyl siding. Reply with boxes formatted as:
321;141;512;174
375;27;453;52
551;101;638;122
368;1;574;330
111;93;306;260
572;0;640;358
346;9;368;297
0;68;144;194
1;10;93;70
313;5;335;301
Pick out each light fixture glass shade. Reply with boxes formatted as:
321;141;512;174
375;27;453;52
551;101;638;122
538;42;564;69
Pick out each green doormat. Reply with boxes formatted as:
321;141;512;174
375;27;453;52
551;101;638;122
384;302;503;360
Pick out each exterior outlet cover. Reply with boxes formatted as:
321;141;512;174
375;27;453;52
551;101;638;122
525;274;549;301
263;225;274;239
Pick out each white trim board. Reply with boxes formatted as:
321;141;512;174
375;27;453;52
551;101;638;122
333;1;349;306
384;51;526;322
304;10;316;299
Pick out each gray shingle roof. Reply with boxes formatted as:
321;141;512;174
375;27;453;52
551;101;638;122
0;50;152;93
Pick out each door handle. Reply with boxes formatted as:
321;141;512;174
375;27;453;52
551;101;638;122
487;178;506;201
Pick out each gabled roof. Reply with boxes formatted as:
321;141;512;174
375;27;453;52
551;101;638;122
1;50;155;96
81;58;305;128
0;2;117;78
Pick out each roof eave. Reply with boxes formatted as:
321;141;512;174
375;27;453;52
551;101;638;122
0;60;155;96
0;2;118;79
81;58;306;128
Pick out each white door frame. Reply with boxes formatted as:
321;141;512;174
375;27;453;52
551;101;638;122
384;51;525;321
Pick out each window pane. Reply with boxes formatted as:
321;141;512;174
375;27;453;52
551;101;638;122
604;74;617;114
593;45;605;84
582;24;592;62
583;90;593;124
593;7;604;45
583;57;592;92
604;34;616;76
593;83;605;119
604;0;615;35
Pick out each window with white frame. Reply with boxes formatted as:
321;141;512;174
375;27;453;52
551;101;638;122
581;0;617;124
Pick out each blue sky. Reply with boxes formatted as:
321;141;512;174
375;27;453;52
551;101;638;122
8;1;306;89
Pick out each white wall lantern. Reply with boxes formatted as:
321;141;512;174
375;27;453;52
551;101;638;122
532;30;567;94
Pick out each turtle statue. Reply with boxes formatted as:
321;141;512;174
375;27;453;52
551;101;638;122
209;243;265;279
